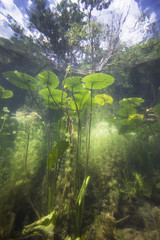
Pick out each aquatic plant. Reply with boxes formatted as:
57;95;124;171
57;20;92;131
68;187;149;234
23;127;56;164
0;86;13;134
22;209;58;239
0;86;13;99
3;69;114;238
116;97;145;134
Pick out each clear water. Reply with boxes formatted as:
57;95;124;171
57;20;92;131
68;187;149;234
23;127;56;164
0;1;160;239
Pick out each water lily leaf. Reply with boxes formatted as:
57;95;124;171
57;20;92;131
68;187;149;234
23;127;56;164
39;89;67;102
42;100;59;109
129;113;144;120
70;90;91;110
128;114;144;125
0;86;13;98
82;73;114;89
118;107;137;117
119;98;144;107
95;94;113;106
3;71;38;90
49;140;69;170
38;71;59;88
64;76;84;91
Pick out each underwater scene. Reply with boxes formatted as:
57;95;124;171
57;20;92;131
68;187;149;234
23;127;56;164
0;0;160;239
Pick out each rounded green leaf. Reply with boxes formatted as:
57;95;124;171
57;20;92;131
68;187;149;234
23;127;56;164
118;107;137;117
128;114;144;125
70;90;91;110
0;86;13;98
39;88;67;102
3;71;38;90
42;100;59;109
82;73;114;89
95;94;113;106
38;71;59;88
119;98;144;107
64;76;84;91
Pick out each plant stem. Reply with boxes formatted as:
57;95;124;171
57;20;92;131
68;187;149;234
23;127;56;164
0;117;6;134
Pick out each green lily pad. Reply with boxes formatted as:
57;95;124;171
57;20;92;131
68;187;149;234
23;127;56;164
64;76;84;91
39;89;67;102
70;90;91;111
38;71;59;88
128;114;144;125
118;107;137;117
95;94;113;106
42;100;60;109
0;86;13;98
3;71;38;90
119;98;144;107
82;73;114;89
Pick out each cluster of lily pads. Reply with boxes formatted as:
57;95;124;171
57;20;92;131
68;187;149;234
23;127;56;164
2;70;114;111
116;97;145;134
1;69;160;239
1;69;115;238
2;70;115;173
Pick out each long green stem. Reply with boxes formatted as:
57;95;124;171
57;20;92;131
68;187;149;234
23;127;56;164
85;86;93;178
0;117;6;134
27;84;44;117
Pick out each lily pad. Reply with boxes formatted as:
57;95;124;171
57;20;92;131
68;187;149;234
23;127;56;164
128;114;144;125
118;107;137;117
38;71;59;88
39;89;67;102
3;71;38;90
64;76;84;91
95;94;113;106
70;90;91;111
42;100;60;109
0;86;13;98
119;98;144;107
82;73;114;89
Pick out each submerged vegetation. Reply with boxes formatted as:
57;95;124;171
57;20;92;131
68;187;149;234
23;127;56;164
0;65;160;239
0;0;160;239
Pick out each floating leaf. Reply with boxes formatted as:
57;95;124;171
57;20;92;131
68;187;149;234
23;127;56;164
70;90;91;110
128;114;144;125
119;98;144;107
0;86;13;98
118;107;137;117
129;113;144;120
39;89;67;102
38;71;59;88
118;114;144;134
3;71;38;90
49;140;69;170
82;73;114;89
42;100;59;109
95;94;113;106
64;76;84;91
